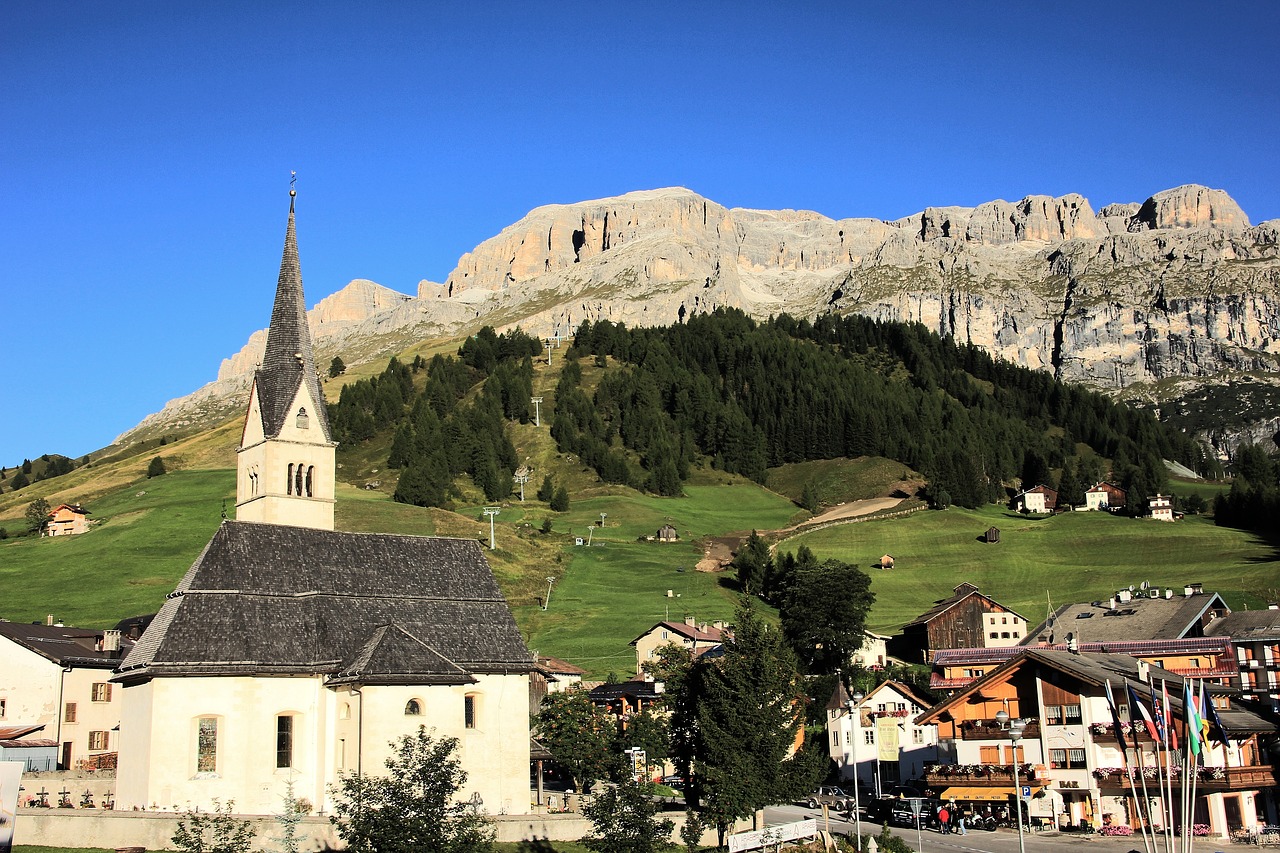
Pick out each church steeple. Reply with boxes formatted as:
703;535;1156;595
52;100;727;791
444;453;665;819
235;180;337;530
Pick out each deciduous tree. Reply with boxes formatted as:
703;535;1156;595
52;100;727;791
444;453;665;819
329;727;494;853
25;497;50;533
535;688;615;792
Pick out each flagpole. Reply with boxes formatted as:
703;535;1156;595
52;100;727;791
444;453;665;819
1108;680;1155;853
1157;681;1175;853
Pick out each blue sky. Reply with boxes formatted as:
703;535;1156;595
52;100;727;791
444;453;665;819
3;1;1278;464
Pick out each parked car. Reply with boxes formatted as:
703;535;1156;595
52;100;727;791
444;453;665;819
889;797;940;829
805;786;854;810
660;774;685;788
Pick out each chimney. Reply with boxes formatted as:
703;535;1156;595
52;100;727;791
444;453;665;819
1108;597;1116;611
1190;582;1203;595
46;614;54;626
1138;660;1150;683
1067;634;1079;654
1184;586;1194;598
684;615;697;627
102;629;122;654
1117;589;1132;604
1165;588;1174;599
1268;603;1279;611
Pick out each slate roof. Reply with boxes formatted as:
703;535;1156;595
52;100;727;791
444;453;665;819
253;194;333;442
1024;592;1229;643
115;521;533;683
631;620;726;646
0;621;132;668
1205;609;1280;642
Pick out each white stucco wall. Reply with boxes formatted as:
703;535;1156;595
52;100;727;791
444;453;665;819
116;672;531;817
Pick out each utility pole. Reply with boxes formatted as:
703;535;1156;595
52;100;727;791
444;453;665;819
543;576;555;610
531;397;543;427
545;340;553;367
514;465;531;501
483;507;499;550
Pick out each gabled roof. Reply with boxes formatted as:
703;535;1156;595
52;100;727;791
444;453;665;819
631;620;725;646
116;521;532;682
903;584;1026;629
0;622;132;668
916;648;1275;736
252;193;333;442
328;624;477;686
1024;591;1229;643
1205;609;1280;642
536;654;588;677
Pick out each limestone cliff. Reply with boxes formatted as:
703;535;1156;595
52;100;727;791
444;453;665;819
119;184;1280;456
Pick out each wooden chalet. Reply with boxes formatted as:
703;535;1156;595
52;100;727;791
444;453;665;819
889;583;1029;663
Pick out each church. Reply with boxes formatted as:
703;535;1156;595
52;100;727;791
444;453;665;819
113;187;535;816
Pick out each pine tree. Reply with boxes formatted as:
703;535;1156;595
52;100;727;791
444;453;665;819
328;355;346;378
147;456;167;478
731;531;771;596
551;486;570;512
537;475;555;502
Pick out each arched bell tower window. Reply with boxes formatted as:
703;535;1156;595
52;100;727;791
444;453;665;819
287;463;295;495
305;465;315;497
296;407;310;430
294;463;304;497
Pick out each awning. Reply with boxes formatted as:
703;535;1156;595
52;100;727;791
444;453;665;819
939;786;1045;802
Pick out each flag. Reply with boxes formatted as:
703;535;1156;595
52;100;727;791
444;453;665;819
1105;680;1131;760
1128;683;1159;741
1161;680;1178;750
1183;679;1202;756
1201;681;1229;749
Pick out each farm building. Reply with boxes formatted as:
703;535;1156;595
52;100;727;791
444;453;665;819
889;582;1029;662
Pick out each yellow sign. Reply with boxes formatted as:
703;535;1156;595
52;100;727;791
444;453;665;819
876;716;899;762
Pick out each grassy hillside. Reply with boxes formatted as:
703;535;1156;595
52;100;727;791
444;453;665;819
778;504;1279;635
766;456;921;505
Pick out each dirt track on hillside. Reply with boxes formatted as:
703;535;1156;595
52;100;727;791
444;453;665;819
695;496;905;571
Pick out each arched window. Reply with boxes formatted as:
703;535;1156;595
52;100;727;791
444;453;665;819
295;464;304;497
305;466;314;497
296;407;310;430
276;714;295;769
405;699;422;716
287;463;294;495
196;716;218;773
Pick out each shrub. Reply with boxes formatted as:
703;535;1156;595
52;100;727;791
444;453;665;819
172;799;254;853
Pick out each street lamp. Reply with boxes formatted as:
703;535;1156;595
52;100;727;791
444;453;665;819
543;576;555;610
846;691;865;850
995;710;1027;853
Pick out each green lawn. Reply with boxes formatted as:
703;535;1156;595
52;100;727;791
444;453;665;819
780;504;1279;634
0;469;234;627
514;484;799;677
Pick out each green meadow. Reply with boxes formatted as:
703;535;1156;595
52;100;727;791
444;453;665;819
2;456;1275;681
778;503;1279;635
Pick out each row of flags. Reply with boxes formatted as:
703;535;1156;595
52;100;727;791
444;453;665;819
1103;676;1230;758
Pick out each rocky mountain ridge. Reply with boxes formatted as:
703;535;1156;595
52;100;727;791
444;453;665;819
120;184;1280;457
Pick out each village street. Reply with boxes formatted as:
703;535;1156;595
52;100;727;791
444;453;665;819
763;805;1212;853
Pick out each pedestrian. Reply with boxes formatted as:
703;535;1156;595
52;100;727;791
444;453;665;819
955;803;967;836
938;805;950;833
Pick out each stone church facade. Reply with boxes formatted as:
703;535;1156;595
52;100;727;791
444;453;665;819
113;189;534;816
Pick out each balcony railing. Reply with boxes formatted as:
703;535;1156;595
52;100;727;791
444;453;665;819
1091;765;1277;792
961;721;1042;740
923;763;1046;786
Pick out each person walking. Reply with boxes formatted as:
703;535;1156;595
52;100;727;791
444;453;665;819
954;802;967;836
938;804;950;834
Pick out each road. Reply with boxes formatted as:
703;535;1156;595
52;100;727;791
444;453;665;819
765;804;1186;853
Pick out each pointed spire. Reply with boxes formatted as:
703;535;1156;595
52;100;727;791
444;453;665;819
253;178;333;441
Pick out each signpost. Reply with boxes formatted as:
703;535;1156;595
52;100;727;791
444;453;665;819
728;819;817;853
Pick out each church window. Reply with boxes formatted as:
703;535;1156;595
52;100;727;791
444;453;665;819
464;694;477;729
287;464;295;495
305;466;314;497
296;408;310;430
339;703;351;720
405;699;422;716
197;717;218;772
295;464;304;497
276;715;294;769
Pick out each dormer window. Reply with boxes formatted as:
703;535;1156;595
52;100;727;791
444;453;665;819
296;408;310;430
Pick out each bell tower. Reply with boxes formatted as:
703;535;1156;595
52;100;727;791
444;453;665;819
236;181;336;530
